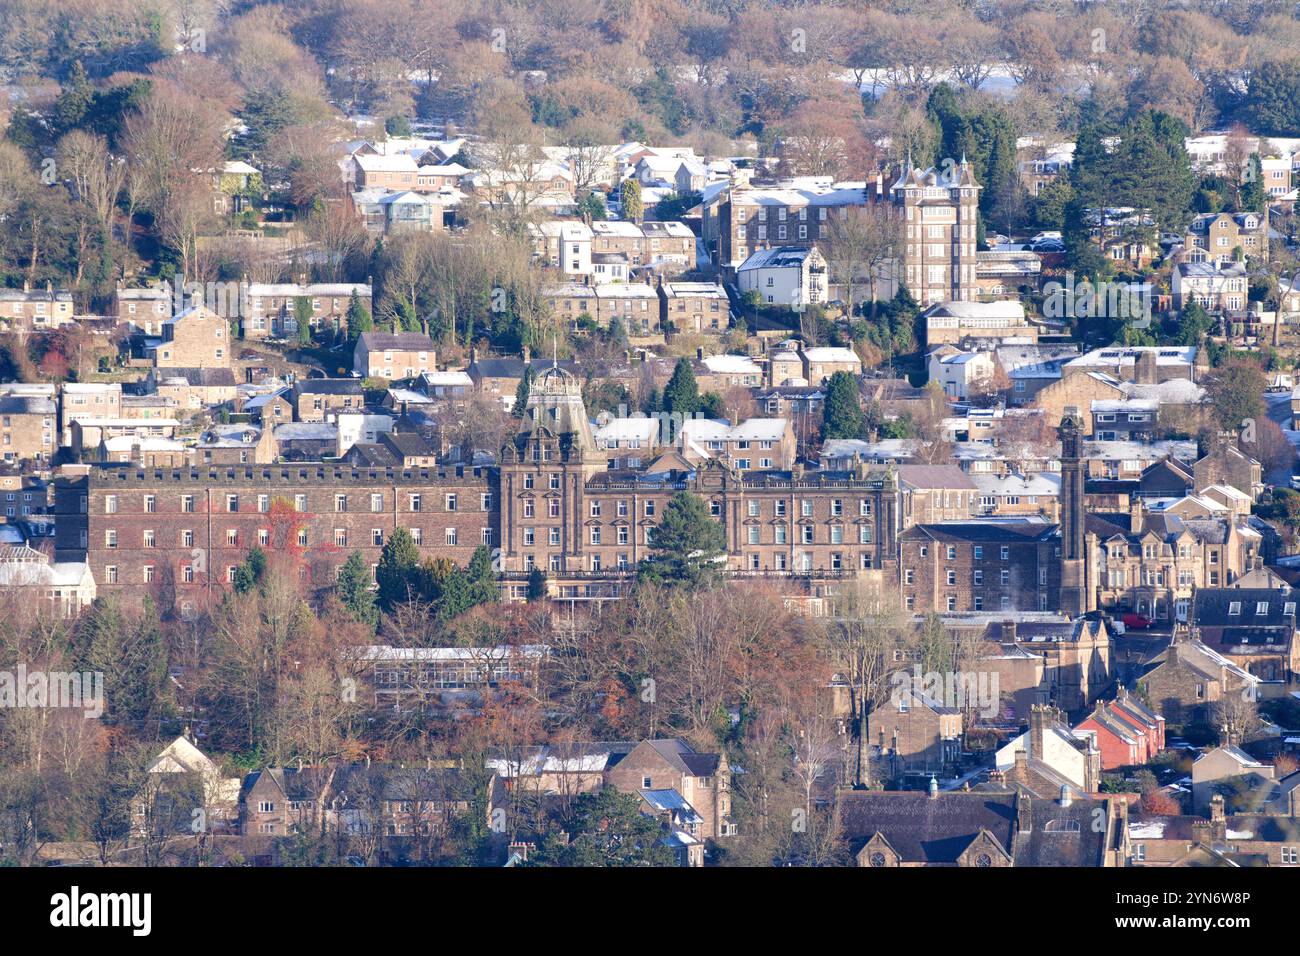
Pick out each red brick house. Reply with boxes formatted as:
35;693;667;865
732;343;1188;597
1075;688;1164;770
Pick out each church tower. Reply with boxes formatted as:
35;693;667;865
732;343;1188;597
1059;413;1087;618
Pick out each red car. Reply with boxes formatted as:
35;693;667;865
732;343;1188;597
1121;612;1154;630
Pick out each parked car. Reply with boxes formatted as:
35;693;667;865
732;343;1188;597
1030;237;1065;253
1121;612;1154;630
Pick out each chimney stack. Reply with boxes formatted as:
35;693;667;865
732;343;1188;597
1059;784;1073;807
1002;620;1017;643
1129;494;1144;531
1029;705;1049;760
522;345;531;365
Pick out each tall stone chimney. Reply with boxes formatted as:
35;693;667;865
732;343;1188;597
1029;704;1049;760
1135;349;1158;385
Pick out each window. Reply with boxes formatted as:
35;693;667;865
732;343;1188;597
335;529;348;547
104;495;118;514
372;529;383;547
481;493;492;511
445;493;457;512
143;529;156;548
801;526;814;544
1229;601;1242;616
227;494;239;513
590;527;601;545
105;565;118;584
143;565;154;583
645;501;655;517
181;495;194;513
335;494;348;513
259;529;269;547
905;569;914;585
144;495;156;514
445;528;457;546
226;529;237;547
295;494;307;512
298;529;308;547
105;529;117;549
182;565;194;583
371;494;384;512
747;526;760;545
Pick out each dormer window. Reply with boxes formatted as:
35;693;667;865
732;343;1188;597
1228;602;1241;616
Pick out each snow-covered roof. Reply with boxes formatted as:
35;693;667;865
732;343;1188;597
700;354;761;375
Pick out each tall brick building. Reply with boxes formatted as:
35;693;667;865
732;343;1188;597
56;462;497;618
54;364;1111;617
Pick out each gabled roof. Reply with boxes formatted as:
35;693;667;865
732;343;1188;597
836;791;1015;863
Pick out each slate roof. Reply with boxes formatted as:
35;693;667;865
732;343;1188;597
899;520;1058;544
293;378;363;398
1193;588;1297;628
156;367;237;387
381;430;436;459
1010;797;1112;866
358;332;435;351
836;791;1017;863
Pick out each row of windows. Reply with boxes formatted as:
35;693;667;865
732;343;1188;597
904;567;1051;587
905;594;1050;612
103;492;492;514
102;527;494;550
563;497;876;519
915;543;1015;560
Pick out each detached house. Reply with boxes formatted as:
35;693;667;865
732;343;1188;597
1138;633;1260;725
1183;211;1268;265
1191;587;1300;688
602;739;735;841
353;332;436;380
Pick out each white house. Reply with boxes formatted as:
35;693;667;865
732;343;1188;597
1173;260;1248;312
927;347;996;400
736;246;828;308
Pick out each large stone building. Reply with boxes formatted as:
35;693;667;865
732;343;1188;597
56;460;497;618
